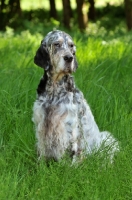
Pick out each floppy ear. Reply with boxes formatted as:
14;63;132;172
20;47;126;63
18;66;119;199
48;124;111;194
34;42;50;71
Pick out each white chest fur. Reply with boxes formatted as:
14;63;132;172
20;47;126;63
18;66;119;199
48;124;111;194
33;85;80;160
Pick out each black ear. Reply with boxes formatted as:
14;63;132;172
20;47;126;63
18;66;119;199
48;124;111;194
34;42;50;70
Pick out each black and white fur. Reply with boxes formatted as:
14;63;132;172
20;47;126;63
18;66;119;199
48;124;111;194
33;30;119;162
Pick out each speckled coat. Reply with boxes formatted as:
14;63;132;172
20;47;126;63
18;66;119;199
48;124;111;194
32;30;119;162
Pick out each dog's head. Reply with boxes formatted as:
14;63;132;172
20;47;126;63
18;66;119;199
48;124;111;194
34;30;78;79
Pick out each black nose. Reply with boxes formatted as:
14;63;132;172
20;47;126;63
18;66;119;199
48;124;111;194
64;55;73;63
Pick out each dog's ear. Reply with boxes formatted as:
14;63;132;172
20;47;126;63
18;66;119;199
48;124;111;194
34;41;50;71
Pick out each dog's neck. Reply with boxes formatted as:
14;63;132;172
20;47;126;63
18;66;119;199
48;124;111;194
37;72;75;97
47;73;75;89
48;72;67;83
37;72;75;96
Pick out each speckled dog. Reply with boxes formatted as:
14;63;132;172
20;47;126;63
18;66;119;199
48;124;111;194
33;30;118;162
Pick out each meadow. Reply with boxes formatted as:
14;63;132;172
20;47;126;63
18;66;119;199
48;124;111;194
0;29;132;200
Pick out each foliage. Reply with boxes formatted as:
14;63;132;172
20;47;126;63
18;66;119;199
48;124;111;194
0;30;132;199
0;0;127;36
0;3;127;42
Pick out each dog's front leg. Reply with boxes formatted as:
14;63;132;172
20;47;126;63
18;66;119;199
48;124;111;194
76;92;101;152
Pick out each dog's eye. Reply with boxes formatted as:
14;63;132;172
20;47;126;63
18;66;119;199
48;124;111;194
54;43;60;47
70;44;74;48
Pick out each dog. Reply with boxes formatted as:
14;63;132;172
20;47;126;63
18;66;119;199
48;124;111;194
32;30;119;162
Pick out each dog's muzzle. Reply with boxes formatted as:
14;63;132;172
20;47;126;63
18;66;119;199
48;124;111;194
63;54;74;73
64;55;73;63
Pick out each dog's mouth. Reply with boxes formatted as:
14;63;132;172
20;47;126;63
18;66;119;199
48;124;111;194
50;53;75;82
52;64;73;82
64;63;73;74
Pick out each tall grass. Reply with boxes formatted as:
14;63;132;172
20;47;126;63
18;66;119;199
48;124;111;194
0;31;132;200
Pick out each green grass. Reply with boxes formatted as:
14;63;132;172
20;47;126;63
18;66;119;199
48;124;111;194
0;30;132;200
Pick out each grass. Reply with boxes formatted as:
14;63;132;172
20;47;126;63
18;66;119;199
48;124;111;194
0;30;132;200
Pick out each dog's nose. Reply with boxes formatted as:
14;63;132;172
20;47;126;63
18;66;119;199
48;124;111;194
64;55;73;63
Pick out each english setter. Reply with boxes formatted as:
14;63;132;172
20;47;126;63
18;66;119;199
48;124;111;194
33;30;119;162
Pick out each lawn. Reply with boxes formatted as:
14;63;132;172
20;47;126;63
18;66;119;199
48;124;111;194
0;30;132;200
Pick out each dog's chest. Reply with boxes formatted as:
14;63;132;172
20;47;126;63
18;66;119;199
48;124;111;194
38;79;78;156
44;76;75;104
34;76;84;159
44;80;76;112
37;76;83;128
41;77;78;133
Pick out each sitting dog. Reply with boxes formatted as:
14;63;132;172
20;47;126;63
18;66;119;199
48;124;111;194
33;30;119;162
